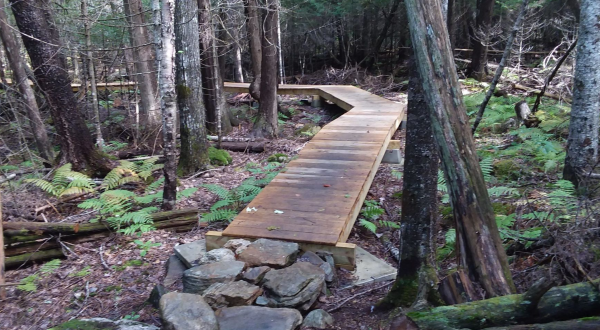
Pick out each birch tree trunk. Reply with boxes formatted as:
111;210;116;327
404;0;515;298
9;0;109;175
175;0;208;175
251;0;279;138
563;0;600;190
158;0;178;210
243;0;262;100
123;0;160;128
82;0;104;148
0;0;54;164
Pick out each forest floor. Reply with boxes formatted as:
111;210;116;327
1;65;599;330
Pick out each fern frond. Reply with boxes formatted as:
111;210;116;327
177;187;198;200
26;178;59;196
487;186;519;197
359;219;377;234
210;199;236;211
201;209;237;223
479;158;494;182
203;184;230;200
59;186;94;197
145;177;165;193
39;259;61;274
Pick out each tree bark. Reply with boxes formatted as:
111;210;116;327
251;0;279;138
563;0;600;190
0;0;54;164
401;279;600;330
244;0;262;100
123;0;160;128
198;0;233;135
158;0;178;210
82;0;104;148
472;0;529;133
379;58;441;309
9;0;109;175
404;0;514;297
467;0;495;80
175;0;208;176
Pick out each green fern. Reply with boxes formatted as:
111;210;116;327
487;186;520;197
201;209;238;222
18;259;61;292
27;164;95;197
359;219;378;234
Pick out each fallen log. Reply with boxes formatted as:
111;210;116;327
483;318;600;330
512;84;571;103
5;249;64;269
210;141;265;153
403;279;600;329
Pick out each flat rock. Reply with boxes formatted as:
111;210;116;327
183;261;246;294
164;255;187;286
238;239;299;268
298;251;336;283
203;281;262;309
223;239;251;255
260;262;325;311
216;306;302;330
242;266;271;285
160;292;218;330
53;318;158;330
174;240;206;268
302;309;334;329
198;248;235;265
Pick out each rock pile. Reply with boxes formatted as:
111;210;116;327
162;238;336;329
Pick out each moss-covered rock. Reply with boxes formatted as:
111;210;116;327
208;147;232;166
294;123;321;137
267;153;288;163
493;159;520;180
49;318;158;330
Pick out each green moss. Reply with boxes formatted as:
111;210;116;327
392;191;403;199
493;159;520;180
267;153;288;163
492;202;515;216
579;317;600;321
378;275;419;308
104;285;122;292
208;147;232;166
294;123;321;137
49;319;114;330
124;259;143;267
176;85;192;99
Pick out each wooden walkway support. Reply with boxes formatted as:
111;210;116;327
211;83;405;269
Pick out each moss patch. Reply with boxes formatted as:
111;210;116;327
208;147;232;166
492;202;515;216
49;319;115;330
294;123;321;137
267;153;288;163
493;159;520;180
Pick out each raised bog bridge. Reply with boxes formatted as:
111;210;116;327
206;83;406;270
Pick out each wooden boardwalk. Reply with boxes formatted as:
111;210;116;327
208;83;405;266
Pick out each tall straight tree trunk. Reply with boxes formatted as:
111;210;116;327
362;0;402;68
158;0;178;210
123;0;160;128
379;58;441;309
0;0;53;164
447;0;456;48
82;0;104;148
563;0;600;190
231;16;244;83
251;0;279;138
9;0;109;175
404;0;515;298
198;0;232;135
175;0;208;175
467;0;495;80
243;0;262;100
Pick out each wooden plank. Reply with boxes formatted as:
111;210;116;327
223;226;340;245
205;231;356;270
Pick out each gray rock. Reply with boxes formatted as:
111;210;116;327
223;239;251;255
160;292;218;330
164;255;187;286
316;251;338;283
238;239;299;268
216;306;302;330
203;281;262;309
148;284;168;309
183;260;246;294
198;248;236;265
174;240;206;268
260;262;325;311
242;266;271;285
56;318;158;330
298;251;336;283
302;309;334;329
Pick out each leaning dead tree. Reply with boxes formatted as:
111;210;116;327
405;0;515;297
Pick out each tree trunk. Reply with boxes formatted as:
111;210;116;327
0;0;54;165
158;0;178;210
251;0;279;138
244;0;262;100
198;0;233;135
230;13;245;83
400;279;600;330
447;0;456;48
467;0;495;80
9;0;109;175
175;0;208;176
379;57;441;309
123;0;160;128
404;0;514;297
362;0;402;68
82;0;104;148
472;0;529;133
563;0;600;190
